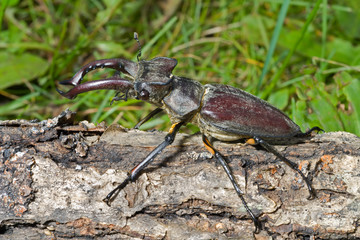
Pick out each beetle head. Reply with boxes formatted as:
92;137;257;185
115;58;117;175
134;57;177;105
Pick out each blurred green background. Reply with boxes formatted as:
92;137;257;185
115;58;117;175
1;0;359;136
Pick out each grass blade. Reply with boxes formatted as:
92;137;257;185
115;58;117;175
262;0;322;98
257;0;290;92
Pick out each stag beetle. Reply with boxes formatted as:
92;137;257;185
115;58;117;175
57;33;322;232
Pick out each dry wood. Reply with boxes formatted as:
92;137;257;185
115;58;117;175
1;110;359;239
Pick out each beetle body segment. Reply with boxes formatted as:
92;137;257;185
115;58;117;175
136;57;177;84
133;57;177;105
197;84;301;141
162;77;204;123
156;76;302;142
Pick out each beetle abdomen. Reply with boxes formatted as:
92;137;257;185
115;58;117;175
198;84;301;140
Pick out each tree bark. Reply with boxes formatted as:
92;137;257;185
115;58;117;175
1;110;359;239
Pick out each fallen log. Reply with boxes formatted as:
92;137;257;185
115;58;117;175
0;110;359;239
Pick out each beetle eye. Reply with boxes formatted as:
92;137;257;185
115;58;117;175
139;89;149;100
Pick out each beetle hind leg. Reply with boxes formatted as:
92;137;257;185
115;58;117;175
103;122;184;206
248;137;316;200
296;126;324;137
203;135;261;233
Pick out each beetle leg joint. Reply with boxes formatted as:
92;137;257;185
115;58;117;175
246;137;261;145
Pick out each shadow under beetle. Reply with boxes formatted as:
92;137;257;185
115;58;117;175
57;33;322;232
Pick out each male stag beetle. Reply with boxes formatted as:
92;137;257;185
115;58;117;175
57;33;322;232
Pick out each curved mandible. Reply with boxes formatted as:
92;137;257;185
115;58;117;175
60;58;138;86
57;78;134;99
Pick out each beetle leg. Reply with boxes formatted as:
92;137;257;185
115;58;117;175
134;108;163;129
110;89;130;105
295;126;324;137
103;121;184;206
202;135;261;233
249;137;316;200
57;78;134;100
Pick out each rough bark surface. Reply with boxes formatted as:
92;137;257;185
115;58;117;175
0;110;359;239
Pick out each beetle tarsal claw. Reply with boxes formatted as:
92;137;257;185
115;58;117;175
307;194;316;200
102;198;111;206
110;96;123;105
110;90;129;105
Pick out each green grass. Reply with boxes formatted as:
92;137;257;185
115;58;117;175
1;0;360;136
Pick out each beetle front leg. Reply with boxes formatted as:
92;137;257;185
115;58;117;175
203;135;261;233
248;137;316;200
134;108;163;129
103;121;184;206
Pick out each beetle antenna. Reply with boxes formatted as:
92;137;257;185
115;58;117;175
134;32;142;62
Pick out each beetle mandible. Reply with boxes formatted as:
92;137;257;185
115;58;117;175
57;33;322;232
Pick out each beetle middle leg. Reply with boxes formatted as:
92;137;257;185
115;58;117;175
103;121;184;206
202;135;261;233
134;107;163;129
247;137;316;200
